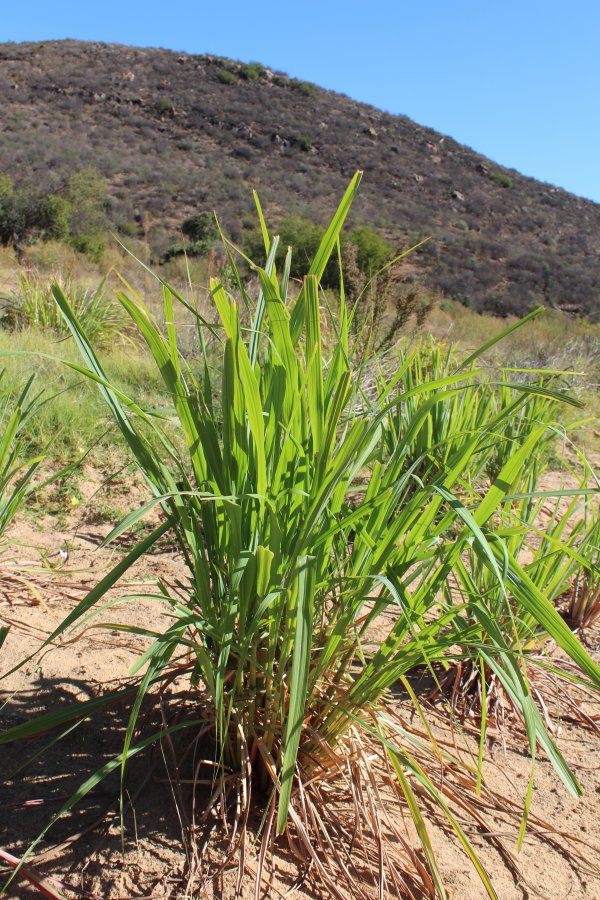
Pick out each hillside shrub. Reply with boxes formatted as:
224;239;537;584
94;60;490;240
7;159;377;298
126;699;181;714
0;179;55;248
216;68;237;85
348;224;393;274
161;211;221;263
180;211;219;247
155;97;174;115
64;167;109;261
296;80;316;95
493;172;514;189
240;61;263;81
42;194;72;242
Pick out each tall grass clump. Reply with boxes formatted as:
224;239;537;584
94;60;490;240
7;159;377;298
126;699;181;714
379;336;599;743
565;502;600;631
443;489;596;713
379;337;562;487
0;371;50;652
3;174;600;897
2;272;132;348
0;372;45;539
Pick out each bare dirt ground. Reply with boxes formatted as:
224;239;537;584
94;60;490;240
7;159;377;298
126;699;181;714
1;487;599;899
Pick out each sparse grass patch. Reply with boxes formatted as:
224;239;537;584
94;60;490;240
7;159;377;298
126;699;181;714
22;240;83;277
0;327;170;465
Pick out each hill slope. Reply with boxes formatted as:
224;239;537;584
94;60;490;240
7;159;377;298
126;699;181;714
1;39;599;318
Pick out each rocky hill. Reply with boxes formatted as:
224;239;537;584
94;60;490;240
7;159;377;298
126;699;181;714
1;39;599;318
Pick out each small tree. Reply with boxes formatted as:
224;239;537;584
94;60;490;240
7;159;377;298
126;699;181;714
348;225;393;275
0;180;51;251
0;176;15;244
65;167;109;259
181;212;219;251
42;194;72;242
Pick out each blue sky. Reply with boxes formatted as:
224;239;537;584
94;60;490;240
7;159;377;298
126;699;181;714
3;1;599;202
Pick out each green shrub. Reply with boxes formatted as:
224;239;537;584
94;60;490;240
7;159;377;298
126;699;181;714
493;172;514;189
180;211;219;247
155;97;174;114
0;182;49;247
0;168;109;259
63;167;110;261
348;224;393;274
69;231;106;261
161;212;221;263
240;61;263;81
42;194;72;242
216;68;237;85
296;80;316;95
245;217;393;290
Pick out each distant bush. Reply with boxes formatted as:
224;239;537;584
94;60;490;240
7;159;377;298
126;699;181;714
0;178;49;248
64;167;110;261
240;62;263;81
156;97;174;115
216;68;236;85
161;211;220;263
296;80;316;95
181;211;219;247
43;194;72;242
348;225;393;275
492;172;513;189
244;217;393;290
0;167;109;261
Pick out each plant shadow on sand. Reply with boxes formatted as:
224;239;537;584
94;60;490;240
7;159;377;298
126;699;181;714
1;676;187;896
1;675;330;899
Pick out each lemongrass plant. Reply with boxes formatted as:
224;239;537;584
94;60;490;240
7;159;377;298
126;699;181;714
379;336;492;484
0;371;45;538
3;173;600;898
380;336;561;490
444;488;595;707
0;371;49;660
3;272;132;347
566;502;600;631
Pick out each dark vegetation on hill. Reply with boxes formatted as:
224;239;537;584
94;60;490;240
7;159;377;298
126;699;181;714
0;39;599;318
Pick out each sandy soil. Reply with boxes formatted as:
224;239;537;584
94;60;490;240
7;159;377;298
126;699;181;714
1;495;599;899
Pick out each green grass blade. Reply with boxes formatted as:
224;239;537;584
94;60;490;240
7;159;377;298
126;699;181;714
277;555;315;832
